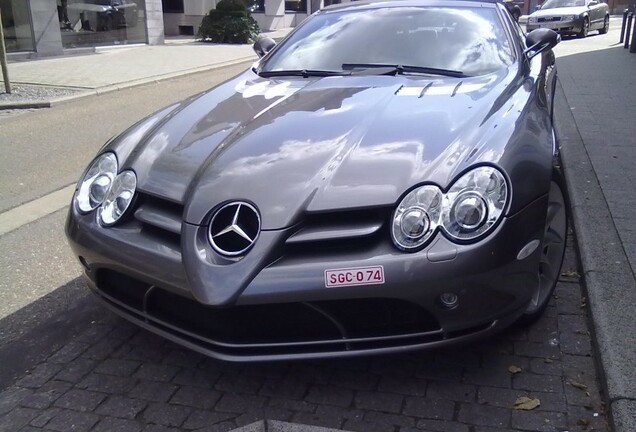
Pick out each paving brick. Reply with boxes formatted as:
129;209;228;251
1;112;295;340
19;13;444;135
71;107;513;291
182;409;236;430
377;376;426;397
0;406;39;430
369;356;418;378
0;386;33;415
511;409;567;431
233;407;293;426
215;393;268;413
130;381;178;403
513;341;560;358
93;417;143;432
170;386;221;410
81;338;124;361
512;373;564;393
77;373;137;394
44;409;101;432
363;410;416;428
463;366;511;388
141;424;181;432
54;358;97;383
29;407;62;428
560;332;592;356
108;322;140;341
414;419;471;432
134;363;180;382
20;381;72;409
529;357;563;376
558;314;589;334
402;397;454;420
47;341;91;364
267;398;316;413
162;349;204;368
354;391;403;413
415;361;462;381
95;395;148;419
54;388;106;412
343;419;395;432
305;385;354;408
291;411;343;429
567;405;609;431
142;402;191;427
426;382;476;403
188;421;236;432
16;363;63;389
172;368;220;388
458;403;510;428
75;324;114;344
258;378;307;400
215;373;263;395
329;369;379;391
95;359;142;377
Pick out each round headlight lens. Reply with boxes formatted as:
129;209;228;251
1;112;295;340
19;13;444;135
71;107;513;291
98;170;137;226
442;166;507;240
391;186;443;250
76;153;118;213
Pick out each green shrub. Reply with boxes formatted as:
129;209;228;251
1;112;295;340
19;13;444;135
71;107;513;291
198;0;260;44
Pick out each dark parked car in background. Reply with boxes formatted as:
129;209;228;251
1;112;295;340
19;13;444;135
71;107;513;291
527;0;609;37
67;0;139;31
66;0;566;361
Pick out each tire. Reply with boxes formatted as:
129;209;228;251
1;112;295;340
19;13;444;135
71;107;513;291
517;169;568;325
599;15;609;34
578;17;589;38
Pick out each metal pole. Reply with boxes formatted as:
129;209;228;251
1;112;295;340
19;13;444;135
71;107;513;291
0;9;12;94
621;9;629;43
629;14;636;53
626;13;634;49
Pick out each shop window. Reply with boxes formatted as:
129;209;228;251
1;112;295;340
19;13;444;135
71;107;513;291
59;0;148;48
1;0;35;52
162;0;184;13
285;0;307;12
179;25;194;35
323;0;340;5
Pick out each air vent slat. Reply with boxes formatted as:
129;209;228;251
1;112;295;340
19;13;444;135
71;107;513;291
286;221;383;244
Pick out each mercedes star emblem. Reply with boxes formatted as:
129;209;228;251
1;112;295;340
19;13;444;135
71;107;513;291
208;202;261;256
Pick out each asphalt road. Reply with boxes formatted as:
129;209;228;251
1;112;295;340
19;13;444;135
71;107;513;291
0;34;614;431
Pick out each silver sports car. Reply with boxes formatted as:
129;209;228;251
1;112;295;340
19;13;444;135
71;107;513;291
66;0;566;361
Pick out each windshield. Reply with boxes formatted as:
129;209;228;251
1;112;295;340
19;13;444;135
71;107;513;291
540;0;586;8
260;6;514;77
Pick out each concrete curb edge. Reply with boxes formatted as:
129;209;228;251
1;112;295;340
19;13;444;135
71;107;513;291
554;79;636;432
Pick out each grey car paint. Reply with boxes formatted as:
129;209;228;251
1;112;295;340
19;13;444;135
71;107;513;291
66;0;561;361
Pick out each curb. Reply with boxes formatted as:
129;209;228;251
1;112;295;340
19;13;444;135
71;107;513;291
0;55;256;110
554;79;636;432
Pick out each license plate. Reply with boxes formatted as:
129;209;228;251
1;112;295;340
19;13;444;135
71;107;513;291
324;265;385;288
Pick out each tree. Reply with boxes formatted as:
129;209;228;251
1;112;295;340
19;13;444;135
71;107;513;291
198;0;260;44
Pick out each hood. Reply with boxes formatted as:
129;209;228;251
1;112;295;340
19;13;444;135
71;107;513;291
114;68;525;229
531;6;587;16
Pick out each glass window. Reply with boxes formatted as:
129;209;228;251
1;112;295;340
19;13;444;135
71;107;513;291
285;0;307;13
1;0;35;52
261;6;514;76
59;0;147;48
162;0;184;13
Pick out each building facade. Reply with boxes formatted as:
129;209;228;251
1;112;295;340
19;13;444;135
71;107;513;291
1;0;164;56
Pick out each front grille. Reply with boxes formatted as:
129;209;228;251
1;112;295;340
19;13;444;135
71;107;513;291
95;270;444;359
133;193;183;248
538;16;562;22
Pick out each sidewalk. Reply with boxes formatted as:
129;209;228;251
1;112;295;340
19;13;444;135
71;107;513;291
1;20;635;432
552;23;636;432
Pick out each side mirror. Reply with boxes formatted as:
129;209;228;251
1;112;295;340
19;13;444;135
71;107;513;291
524;28;560;60
588;0;598;5
253;37;276;58
535;4;542;10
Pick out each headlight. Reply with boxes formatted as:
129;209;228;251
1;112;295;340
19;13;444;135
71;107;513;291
76;152;118;213
529;16;537;23
391;166;508;251
561;14;577;21
441;167;508;241
98;170;137;226
392;186;442;250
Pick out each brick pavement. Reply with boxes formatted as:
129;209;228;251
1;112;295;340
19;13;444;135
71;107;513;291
0;234;609;432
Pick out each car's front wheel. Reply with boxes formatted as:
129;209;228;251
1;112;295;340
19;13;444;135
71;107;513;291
578;17;589;38
599;15;609;34
519;170;568;324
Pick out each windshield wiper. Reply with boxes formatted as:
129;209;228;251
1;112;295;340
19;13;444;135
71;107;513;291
257;69;350;78
342;63;468;78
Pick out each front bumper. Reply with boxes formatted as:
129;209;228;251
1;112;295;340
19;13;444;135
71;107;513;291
66;194;549;361
527;18;583;34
